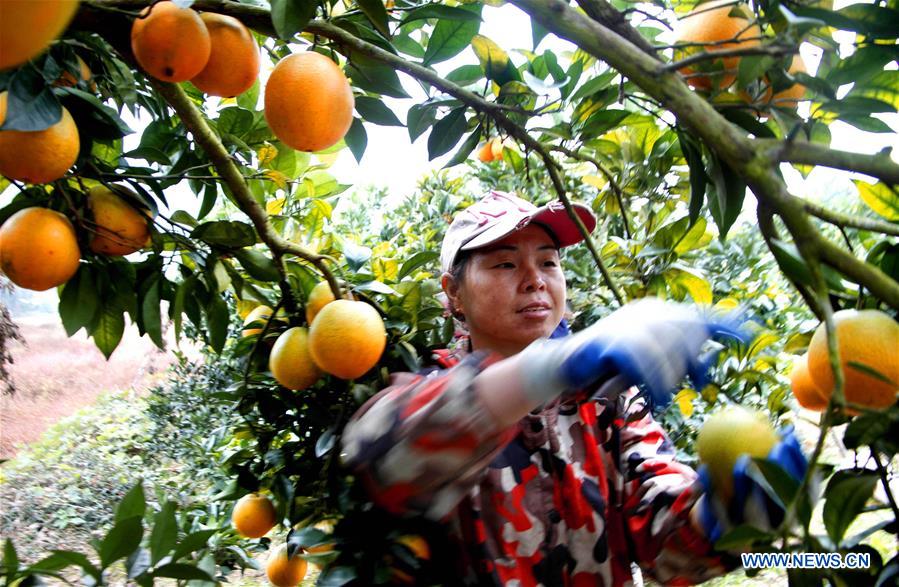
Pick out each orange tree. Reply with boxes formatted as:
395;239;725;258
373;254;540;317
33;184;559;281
1;0;898;584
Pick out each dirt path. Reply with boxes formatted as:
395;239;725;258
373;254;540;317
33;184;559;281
0;315;177;460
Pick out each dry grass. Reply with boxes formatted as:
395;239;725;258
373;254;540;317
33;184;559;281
0;314;176;460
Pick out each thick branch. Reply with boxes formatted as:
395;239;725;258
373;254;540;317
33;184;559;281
576;0;658;56
765;139;899;186
150;81;343;304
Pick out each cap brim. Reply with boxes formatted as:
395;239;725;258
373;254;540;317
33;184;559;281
459;201;596;252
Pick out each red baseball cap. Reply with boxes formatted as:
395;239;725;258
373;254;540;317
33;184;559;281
440;191;597;273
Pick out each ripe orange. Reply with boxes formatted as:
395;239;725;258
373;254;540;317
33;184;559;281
241;304;287;337
807;309;899;411
269;327;322;390
306;280;337;325
130;1;211;82
770;54;808;107
0;207;80;291
264;52;354;152
789;354;829;411
0;92;80;184
696;406;777;499
54;55;94;90
476;138;503;163
0;0;80;70
309;300;386;379
231;493;278;538
672;0;762;91
391;535;431;584
265;544;308;587
87;185;151;256
191;12;260;98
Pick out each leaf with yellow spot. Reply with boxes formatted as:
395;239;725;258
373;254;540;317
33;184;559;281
317;151;340;169
674;388;698;417
472;35;509;75
583;175;607;190
856;180;899;221
264;170;288;190
713;298;740;312
373;257;399;283
665;267;712;305
236;299;259;320
257;143;278;166
266;197;285;215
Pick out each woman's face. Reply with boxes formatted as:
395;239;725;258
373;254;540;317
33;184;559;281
443;224;566;357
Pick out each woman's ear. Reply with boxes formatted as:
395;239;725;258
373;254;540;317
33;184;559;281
441;272;464;319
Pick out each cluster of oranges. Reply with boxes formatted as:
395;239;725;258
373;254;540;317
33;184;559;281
242;280;387;388
0;185;151;291
131;0;354;153
790;309;898;413
672;0;807;107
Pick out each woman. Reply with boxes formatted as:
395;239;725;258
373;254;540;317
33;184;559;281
342;191;805;586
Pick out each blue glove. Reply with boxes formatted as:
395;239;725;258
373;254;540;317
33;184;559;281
516;299;748;407
697;427;809;543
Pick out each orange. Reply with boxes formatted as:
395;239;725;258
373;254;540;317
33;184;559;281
476;138;502;163
309;300;386;379
264;52;354;152
241;304;288;338
673;0;762;91
191;12;260;98
87;185;151;256
769;54;808;107
0;0;80;70
269;327;322;390
130;1;211;82
391;535;431;584
306;280;337;325
789;354;829;411
807;309;899;411
231;493;277;538
265;544;308;587
0;92;80;184
0;207;80;291
696;406;777;499
54;55;94;90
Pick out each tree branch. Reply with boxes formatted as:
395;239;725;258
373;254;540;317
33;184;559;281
662;43;797;73
764;139;899;185
575;0;659;56
150;81;343;305
802;200;899;237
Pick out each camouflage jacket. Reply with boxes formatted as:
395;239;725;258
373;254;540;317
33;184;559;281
341;349;734;586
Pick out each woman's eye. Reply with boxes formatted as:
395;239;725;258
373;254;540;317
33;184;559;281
543;260;558;267
494;262;515;269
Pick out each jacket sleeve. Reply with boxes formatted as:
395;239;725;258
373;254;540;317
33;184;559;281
613;390;737;584
340;352;517;520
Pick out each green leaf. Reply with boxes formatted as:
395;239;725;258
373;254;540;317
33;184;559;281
234;249;280;282
270;0;317;40
2;66;61;131
356;0;390;38
738;55;777;88
171;530;216;562
59;265;98;337
318;566;357;587
706;153;745;240
29;551;99;578
678;130;706;225
443;125;482;168
827;45;899;87
406;103;438;142
355;96;403;126
58;87;133;139
665;267;712;304
149;502;178;565
92;305;125;360
423;7;481;65
427;107;467;160
206;294;229;354
3;539;18;574
138;274;163;348
116;482;146;522
580;109;630;138
343;241;372;273
100;516;144;569
471;34;519;85
849;70;899;111
399;251;440;280
152;563;215;581
237;78;260;110
714;525;774;550
823;471;878;545
345;117;367;163
191;220;256;248
856;180;899;221
345;62;409;98
843;411;895;450
216;107;255;137
402;4;481;24
445;64;484;86
819;96;895;117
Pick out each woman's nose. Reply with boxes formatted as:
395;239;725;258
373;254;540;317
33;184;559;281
521;264;546;291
